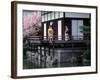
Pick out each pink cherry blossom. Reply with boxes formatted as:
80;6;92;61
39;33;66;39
23;11;42;37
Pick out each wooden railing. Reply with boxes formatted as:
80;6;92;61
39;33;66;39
26;35;90;41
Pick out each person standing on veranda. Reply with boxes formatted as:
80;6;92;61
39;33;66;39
48;25;54;42
65;25;69;40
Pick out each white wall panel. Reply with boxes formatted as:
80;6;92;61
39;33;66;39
58;20;62;40
72;20;83;40
44;23;46;40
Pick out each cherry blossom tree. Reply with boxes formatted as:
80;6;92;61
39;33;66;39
23;11;42;37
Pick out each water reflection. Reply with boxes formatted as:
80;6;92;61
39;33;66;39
23;48;90;69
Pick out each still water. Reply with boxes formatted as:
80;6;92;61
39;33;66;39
23;48;90;69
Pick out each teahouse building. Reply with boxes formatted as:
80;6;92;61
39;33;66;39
41;11;90;41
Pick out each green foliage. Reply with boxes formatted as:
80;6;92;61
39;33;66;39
80;25;90;35
80;25;90;40
80;25;91;60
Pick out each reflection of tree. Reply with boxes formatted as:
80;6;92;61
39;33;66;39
23;11;42;37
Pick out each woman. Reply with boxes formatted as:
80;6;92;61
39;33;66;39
48;25;54;42
65;25;69;40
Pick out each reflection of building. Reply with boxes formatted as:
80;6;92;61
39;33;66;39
41;11;90;40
